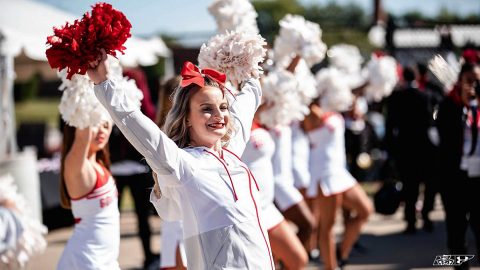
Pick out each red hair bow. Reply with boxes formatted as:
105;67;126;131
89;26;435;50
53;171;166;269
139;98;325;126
180;61;227;88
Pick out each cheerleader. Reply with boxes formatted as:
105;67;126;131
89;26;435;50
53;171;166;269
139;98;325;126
57;122;119;270
242;106;308;269
304;100;373;270
88;54;274;269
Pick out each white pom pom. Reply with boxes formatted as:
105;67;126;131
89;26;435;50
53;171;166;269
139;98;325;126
364;54;399;102
316;67;354;112
58;57;144;128
260;68;310;128
368;24;386;47
0;174;47;267
208;0;259;34
327;44;363;74
428;54;459;91
198;30;267;86
295;59;318;105
274;14;327;68
58;70;108;129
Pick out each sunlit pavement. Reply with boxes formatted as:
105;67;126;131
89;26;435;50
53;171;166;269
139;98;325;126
28;195;480;270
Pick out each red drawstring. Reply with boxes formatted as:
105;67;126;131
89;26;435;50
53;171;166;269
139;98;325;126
223;148;260;191
204;150;238;201
205;148;273;269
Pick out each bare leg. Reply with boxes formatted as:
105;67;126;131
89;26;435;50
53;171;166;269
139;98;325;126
339;184;373;261
306;194;320;253
269;220;308;269
283;199;317;251
318;190;342;270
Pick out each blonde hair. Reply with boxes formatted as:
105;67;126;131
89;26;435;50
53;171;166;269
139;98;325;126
162;77;235;148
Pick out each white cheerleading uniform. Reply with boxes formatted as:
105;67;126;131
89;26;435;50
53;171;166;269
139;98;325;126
291;121;312;189
57;166;120;270
160;220;187;268
270;126;304;211
94;79;274;270
307;113;357;197
242;123;284;230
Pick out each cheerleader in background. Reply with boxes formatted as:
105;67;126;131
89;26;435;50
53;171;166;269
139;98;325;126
242;103;308;269
304;95;373;270
261;56;317;254
155;76;187;270
57;121;119;270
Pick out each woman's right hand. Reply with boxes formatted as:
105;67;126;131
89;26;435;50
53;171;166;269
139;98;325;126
87;49;108;85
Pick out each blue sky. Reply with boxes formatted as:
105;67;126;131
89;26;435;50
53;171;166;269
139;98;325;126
35;0;480;37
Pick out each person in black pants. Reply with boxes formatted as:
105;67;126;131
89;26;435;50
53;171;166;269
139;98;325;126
437;62;480;270
385;66;437;234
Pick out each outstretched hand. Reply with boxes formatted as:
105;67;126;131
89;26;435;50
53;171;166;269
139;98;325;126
87;49;108;85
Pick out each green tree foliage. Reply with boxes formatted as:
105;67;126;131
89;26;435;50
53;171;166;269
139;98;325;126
253;0;304;44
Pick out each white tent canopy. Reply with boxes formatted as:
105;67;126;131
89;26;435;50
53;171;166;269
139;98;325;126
0;0;171;73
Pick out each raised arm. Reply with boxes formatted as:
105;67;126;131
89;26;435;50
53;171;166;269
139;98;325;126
88;57;193;185
63;128;96;198
227;78;262;155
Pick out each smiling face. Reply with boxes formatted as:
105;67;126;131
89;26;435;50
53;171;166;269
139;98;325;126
88;121;112;153
187;86;230;148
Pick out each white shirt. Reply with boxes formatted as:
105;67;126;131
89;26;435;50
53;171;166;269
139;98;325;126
242;125;284;230
291;121;312;189
270;126;303;211
95;79;274;270
308;113;356;197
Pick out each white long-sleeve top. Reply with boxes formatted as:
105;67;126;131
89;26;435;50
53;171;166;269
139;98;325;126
270;126;303;211
242;124;284;230
94;79;274;270
307;113;356;197
291;121;311;189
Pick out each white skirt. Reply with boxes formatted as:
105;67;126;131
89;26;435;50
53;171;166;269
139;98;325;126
274;182;304;211
262;203;284;231
307;169;357;197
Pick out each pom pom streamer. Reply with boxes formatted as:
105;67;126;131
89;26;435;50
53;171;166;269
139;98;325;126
260;68;313;128
46;3;132;79
58;57;143;129
316;67;354;112
364;55;399;102
327;44;363;74
208;0;259;34
0;174;48;268
273;14;327;68
428;54;459;91
198;30;267;86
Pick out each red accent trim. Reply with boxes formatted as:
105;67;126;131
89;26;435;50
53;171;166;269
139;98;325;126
70;165;111;201
86;187;113;200
223;148;259;191
94;165;111;189
251;120;262;131
213;147;273;268
74;218;82;224
244;166;274;270
204;150;238;201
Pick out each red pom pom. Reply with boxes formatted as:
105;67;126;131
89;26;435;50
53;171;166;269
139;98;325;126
46;3;132;79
